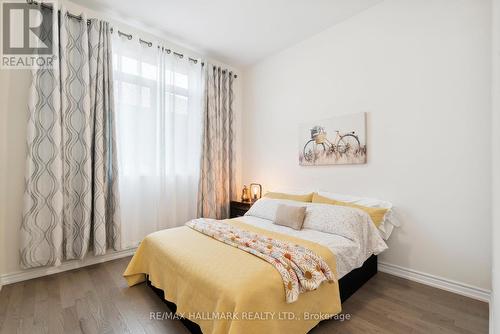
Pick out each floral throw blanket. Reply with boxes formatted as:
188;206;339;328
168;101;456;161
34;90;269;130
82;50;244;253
186;219;336;303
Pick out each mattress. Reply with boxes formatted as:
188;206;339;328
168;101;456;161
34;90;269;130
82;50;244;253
238;215;386;279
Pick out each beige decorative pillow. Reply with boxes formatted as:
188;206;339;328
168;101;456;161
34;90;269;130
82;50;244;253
264;192;313;202
273;204;306;230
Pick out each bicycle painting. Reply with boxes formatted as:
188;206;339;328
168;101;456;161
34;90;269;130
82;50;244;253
298;113;367;165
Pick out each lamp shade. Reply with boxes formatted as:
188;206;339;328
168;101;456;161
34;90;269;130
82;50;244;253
250;183;262;201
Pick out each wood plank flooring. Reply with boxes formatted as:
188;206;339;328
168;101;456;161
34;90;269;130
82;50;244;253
0;257;489;334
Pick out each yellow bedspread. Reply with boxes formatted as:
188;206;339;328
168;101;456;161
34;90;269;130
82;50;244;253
123;219;341;334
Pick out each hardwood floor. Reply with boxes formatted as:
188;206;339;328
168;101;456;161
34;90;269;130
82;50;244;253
0;257;489;334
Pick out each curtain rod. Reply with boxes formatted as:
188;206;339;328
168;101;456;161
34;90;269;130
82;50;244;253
114;30;237;78
113;28;200;66
26;0;90;24
26;0;237;78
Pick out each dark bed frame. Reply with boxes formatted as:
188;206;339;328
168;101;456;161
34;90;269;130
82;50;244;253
147;254;377;333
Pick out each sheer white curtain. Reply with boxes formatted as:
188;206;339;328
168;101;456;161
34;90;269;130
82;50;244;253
113;36;202;249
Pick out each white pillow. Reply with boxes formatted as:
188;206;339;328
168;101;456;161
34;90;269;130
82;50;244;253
316;191;392;209
316;191;400;240
303;204;388;256
302;203;369;238
246;199;371;240
245;198;305;221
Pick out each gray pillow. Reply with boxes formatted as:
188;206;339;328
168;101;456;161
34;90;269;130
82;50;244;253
273;204;306;230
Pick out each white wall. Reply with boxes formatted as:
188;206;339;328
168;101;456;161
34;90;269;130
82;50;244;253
242;0;492;291
0;0;243;280
492;0;500;330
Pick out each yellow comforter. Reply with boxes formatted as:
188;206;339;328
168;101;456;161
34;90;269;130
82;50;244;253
123;219;341;334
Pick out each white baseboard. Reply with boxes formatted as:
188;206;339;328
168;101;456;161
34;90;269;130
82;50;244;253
378;261;491;303
0;250;490;304
0;248;136;288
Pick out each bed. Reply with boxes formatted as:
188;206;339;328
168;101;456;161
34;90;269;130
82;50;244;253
124;195;394;334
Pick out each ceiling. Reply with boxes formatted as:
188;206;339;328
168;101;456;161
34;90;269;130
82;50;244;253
73;0;382;67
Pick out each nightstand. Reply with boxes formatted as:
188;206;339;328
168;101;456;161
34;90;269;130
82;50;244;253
230;201;253;218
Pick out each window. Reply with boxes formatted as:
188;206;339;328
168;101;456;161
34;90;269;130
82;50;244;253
112;35;203;247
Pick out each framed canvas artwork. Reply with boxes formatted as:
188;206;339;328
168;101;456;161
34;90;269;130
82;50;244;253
299;112;367;166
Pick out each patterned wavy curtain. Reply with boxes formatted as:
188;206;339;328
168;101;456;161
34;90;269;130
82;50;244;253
20;8;120;268
197;65;236;219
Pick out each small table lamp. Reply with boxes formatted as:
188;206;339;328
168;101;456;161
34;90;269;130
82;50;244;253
250;183;262;202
